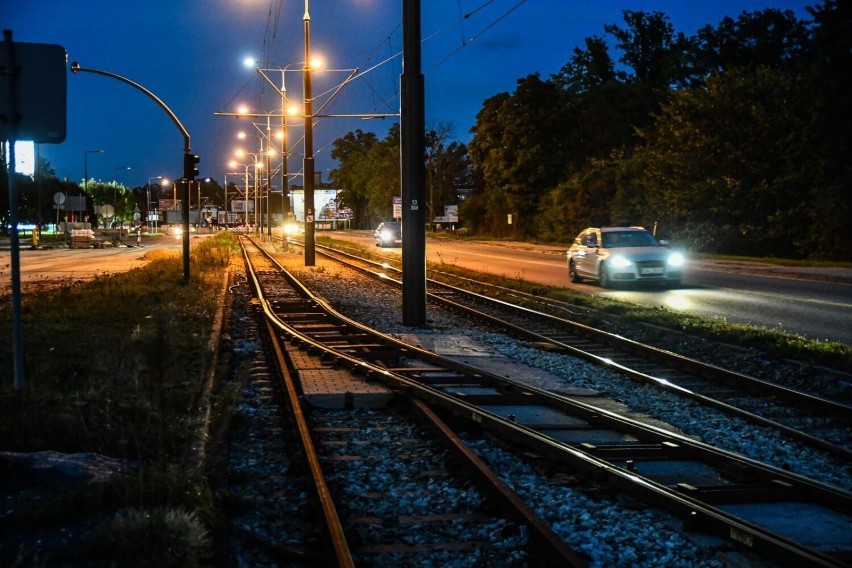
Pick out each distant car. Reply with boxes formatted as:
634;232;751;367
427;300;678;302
566;227;684;288
283;221;304;236
374;221;402;247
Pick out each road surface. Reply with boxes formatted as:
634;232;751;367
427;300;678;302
329;231;852;345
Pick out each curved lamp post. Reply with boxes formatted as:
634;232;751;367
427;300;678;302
71;61;193;283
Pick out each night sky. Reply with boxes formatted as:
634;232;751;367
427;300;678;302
3;0;813;189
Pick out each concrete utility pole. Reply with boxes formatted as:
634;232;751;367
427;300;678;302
303;0;316;266
401;0;427;326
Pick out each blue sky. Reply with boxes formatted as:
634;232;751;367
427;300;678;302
3;0;813;189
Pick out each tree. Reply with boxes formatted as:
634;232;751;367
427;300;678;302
425;122;472;225
691;8;809;78
636;66;815;255
330;129;379;229
604;10;693;89
800;0;852;259
363;124;401;224
467;74;570;237
552;36;621;98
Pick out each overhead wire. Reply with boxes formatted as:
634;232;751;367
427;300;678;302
228;1;528;134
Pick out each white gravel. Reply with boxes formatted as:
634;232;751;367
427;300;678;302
227;247;849;567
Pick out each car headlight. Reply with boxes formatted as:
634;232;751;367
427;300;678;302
610;255;633;269
667;252;685;267
381;230;393;241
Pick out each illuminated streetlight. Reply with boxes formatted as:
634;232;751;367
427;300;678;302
254;58;318;237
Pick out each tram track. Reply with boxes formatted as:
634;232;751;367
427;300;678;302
241;236;851;567
312;241;852;461
242;237;585;567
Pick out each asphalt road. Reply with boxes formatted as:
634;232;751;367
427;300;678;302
331;231;852;345
3;231;850;344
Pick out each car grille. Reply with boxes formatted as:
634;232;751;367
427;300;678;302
636;260;665;270
635;259;667;278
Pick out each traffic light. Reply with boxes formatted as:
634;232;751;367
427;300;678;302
183;153;200;180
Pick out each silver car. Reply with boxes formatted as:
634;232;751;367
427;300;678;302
566;227;684;288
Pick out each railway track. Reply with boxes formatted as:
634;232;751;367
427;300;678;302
242;237;851;567
242;237;585;567
312;241;852;461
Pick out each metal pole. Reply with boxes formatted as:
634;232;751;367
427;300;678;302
401;0;427;326
254;161;259;234
4;30;24;389
281;73;289;235
70;62;192;283
282;122;289;245
303;0;315;265
266;117;272;238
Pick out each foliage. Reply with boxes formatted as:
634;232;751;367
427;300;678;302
458;2;850;260
331;122;472;230
467;74;572;238
94;507;210;568
635;66;817;255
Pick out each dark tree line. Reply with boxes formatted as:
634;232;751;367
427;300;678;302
462;0;850;259
330;123;473;229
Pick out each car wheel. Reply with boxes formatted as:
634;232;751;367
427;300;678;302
568;261;582;283
599;265;612;289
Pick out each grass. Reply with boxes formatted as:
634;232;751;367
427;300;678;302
0;232;239;566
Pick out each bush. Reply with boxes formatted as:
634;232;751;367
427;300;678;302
95;507;211;568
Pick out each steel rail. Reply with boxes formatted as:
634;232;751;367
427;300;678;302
242;242;355;568
242;237;588;566
245;237;851;567
312;242;852;460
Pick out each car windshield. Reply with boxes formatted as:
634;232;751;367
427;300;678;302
601;230;659;248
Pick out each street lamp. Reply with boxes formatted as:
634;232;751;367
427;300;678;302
83;149;104;223
256;61;306;236
114;165;131;232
